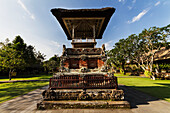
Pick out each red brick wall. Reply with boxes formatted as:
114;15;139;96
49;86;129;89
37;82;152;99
98;59;104;68
79;59;88;68
63;58;105;69
63;59;69;68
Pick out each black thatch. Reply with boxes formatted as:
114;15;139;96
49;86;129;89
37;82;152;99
51;7;115;40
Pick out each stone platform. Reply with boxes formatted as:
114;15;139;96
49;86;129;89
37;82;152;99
37;100;130;109
38;88;129;110
42;89;124;100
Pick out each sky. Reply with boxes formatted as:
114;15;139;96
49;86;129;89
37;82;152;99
0;0;170;60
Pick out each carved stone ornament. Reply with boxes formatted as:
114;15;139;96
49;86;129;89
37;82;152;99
62;45;66;56
81;54;87;61
101;44;106;56
101;66;108;72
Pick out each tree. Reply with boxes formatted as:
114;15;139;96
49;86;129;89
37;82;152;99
0;39;25;80
107;24;169;78
126;34;144;75
126;25;169;78
43;55;60;74
0;36;46;78
107;39;128;75
24;45;37;66
12;35;26;52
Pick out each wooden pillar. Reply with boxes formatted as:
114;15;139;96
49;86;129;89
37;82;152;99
72;25;75;40
92;25;96;42
93;25;95;39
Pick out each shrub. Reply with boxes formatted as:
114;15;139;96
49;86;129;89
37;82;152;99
144;70;152;77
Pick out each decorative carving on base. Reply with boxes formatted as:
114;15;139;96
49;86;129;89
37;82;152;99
101;66;108;72
80;67;88;73
42;89;124;101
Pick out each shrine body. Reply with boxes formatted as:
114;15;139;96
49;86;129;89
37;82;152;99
37;7;130;109
51;7;115;75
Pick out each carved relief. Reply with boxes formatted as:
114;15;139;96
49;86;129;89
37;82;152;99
62;45;66;56
101;44;106;56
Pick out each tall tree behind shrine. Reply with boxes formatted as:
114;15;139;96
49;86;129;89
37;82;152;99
0;36;45;80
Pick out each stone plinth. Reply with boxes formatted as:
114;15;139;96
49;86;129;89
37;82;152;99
37;100;130;109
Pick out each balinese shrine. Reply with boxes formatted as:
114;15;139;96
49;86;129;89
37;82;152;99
37;7;130;109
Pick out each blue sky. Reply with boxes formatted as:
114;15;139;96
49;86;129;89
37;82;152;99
0;0;170;60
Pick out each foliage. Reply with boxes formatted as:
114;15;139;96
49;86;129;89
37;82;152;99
0;39;25;80
0;74;52;81
43;55;60;73
107;39;128;75
159;63;170;70
144;70;152;77
0;36;46;80
108;24;170;76
120;69;124;74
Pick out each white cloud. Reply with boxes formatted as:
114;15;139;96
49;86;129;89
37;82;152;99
128;6;132;10
118;0;125;3
132;0;136;4
105;40;115;50
17;0;35;20
127;8;150;24
50;40;61;48
155;1;160;6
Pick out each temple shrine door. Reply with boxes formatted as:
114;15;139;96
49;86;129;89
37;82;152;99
88;58;98;69
69;58;79;69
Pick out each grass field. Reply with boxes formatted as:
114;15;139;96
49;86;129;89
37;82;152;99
0;74;51;103
114;73;131;76
0;81;49;104
0;74;52;81
116;74;170;102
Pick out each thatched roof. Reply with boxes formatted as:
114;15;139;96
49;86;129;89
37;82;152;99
51;7;115;40
154;47;170;61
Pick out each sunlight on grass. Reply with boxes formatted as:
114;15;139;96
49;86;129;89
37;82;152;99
114;73;131;76
0;81;48;104
118;77;170;102
0;74;52;81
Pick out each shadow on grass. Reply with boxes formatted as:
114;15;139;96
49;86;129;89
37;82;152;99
120;83;170;108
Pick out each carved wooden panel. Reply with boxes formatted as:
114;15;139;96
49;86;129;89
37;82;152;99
69;59;79;69
88;58;98;69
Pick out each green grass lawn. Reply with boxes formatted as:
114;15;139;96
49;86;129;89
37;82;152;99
114;73;131;76
118;77;170;102
0;74;52;81
0;81;49;104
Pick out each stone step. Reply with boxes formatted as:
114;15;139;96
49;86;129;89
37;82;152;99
37;100;130;109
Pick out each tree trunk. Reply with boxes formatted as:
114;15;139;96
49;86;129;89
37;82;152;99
9;69;12;81
122;62;126;75
137;64;140;76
